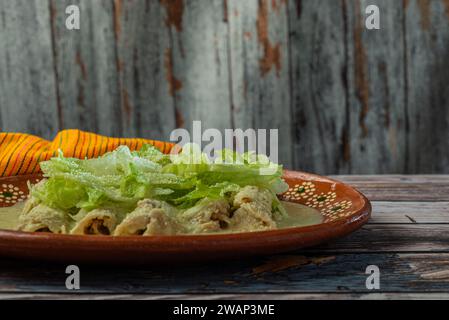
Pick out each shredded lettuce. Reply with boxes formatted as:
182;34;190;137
31;143;288;215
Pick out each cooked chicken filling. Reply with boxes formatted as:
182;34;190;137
233;186;273;210
229;203;277;232
70;209;117;235
18;185;279;235
85;218;111;235
228;186;277;232
114;200;181;236
180;198;231;233
18;204;69;234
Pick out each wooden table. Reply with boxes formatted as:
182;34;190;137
1;175;449;300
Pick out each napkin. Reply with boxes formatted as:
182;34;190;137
0;129;173;177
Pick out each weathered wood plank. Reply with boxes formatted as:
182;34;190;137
288;0;407;174
228;0;293;168
404;0;449;173
331;175;449;183
345;0;407;174
169;0;232;134
370;201;449;224
313;224;449;252
343;184;449;201
330;175;449;201
0;1;447;175
51;0;122;137
0;0;59;139
1;292;449;300
288;0;348;174
114;0;176;140
1;253;449;293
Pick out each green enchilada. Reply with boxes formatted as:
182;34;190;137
0;144;323;235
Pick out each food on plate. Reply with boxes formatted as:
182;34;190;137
0;144;323;235
70;209;119;235
18;204;69;233
114;199;182;236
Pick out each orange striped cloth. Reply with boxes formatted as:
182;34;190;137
0;129;174;177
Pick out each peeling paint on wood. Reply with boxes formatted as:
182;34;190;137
229;0;292;167
417;0;431;30
444;0;449;19
405;0;449;173
160;0;184;32
113;0;176;140
223;0;228;22
271;0;287;14
1;0;449;175
420;270;449;280
257;0;281;77
75;52;87;81
345;0;407;174
175;108;185;128
49;0;122;137
252;255;308;275
0;0;60;138
169;0;232;133
113;0;123;40
289;0;348;173
164;48;182;97
251;255;336;275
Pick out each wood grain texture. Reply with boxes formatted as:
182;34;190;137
3;292;449;300
114;0;176;140
0;0;59;138
0;174;447;298
170;0;232;133
288;0;349;174
1;253;449;293
51;0;122;137
404;0;449;173
228;0;293;167
0;0;449;174
370;201;449;223
345;0;407;174
312;224;449;252
331;174;449;200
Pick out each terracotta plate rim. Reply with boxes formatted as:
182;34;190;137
0;170;371;245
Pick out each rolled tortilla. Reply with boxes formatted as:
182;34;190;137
22;196;41;215
70;209;117;235
229;186;277;232
18;204;69;233
233;186;273;211
180;198;231;234
229;202;277;232
114;200;181;236
22;179;47;214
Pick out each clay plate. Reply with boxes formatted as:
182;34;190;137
0;170;371;264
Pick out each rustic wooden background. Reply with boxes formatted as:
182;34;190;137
0;0;448;174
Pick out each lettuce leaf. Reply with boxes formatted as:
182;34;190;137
31;143;288;215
